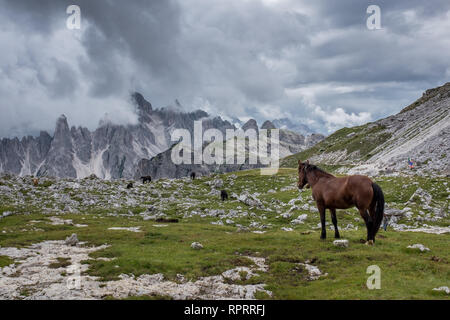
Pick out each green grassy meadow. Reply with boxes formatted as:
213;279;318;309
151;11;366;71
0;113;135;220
0;169;448;299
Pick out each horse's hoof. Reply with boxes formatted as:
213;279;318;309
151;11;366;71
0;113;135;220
365;240;374;246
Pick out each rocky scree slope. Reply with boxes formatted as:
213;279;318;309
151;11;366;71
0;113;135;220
135;119;324;179
282;82;450;175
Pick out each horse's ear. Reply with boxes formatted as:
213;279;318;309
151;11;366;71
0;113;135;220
298;160;302;166
305;160;309;165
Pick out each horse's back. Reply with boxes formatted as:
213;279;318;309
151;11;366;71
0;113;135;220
346;175;374;207
347;175;373;186
318;175;373;209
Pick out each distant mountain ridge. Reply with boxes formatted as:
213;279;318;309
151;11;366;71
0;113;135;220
272;118;316;136
231;117;316;136
135;118;325;179
0;93;324;179
0;94;234;179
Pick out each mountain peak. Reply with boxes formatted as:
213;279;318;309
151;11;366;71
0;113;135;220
261;120;276;130
272;118;315;136
55;114;69;132
131;92;153;122
400;82;450;114
242;119;259;132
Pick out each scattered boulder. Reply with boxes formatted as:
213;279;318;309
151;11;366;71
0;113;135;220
65;233;79;246
432;286;449;294
436;206;448;218
238;191;264;208
408;187;432;205
288;198;301;206
294;262;328;281
2;211;12;218
291;214;307;225
407;244;430;252
222;267;256;281
333;239;349;248
385;208;405;217
49;216;73;226
142;212;167;221
191;242;203;250
207;179;223;188
208;188;221;196
236;226;249;233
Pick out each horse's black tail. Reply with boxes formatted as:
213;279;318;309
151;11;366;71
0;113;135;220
371;183;385;237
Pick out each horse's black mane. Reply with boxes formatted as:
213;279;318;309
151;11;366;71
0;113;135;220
306;164;334;177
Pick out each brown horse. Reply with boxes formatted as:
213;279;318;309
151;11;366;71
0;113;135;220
297;160;384;245
141;176;152;184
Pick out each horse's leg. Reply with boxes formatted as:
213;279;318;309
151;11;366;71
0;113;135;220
359;208;374;245
369;206;377;243
317;203;326;239
330;208;340;239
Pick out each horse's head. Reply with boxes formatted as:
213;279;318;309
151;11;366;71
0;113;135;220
297;160;310;189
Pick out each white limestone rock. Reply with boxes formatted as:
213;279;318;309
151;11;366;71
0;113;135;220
333;239;349;248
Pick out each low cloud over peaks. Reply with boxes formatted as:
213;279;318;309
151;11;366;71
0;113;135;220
1;0;449;137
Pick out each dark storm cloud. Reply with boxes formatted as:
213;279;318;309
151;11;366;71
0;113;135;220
76;0;186;97
0;0;449;137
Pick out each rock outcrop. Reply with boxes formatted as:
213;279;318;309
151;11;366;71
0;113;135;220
283;82;450;174
134;118;323;179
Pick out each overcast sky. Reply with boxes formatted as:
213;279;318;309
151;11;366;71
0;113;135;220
1;0;450;138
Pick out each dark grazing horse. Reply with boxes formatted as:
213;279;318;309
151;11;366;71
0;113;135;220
221;190;229;201
190;172;196;180
297;160;385;245
141;176;152;184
